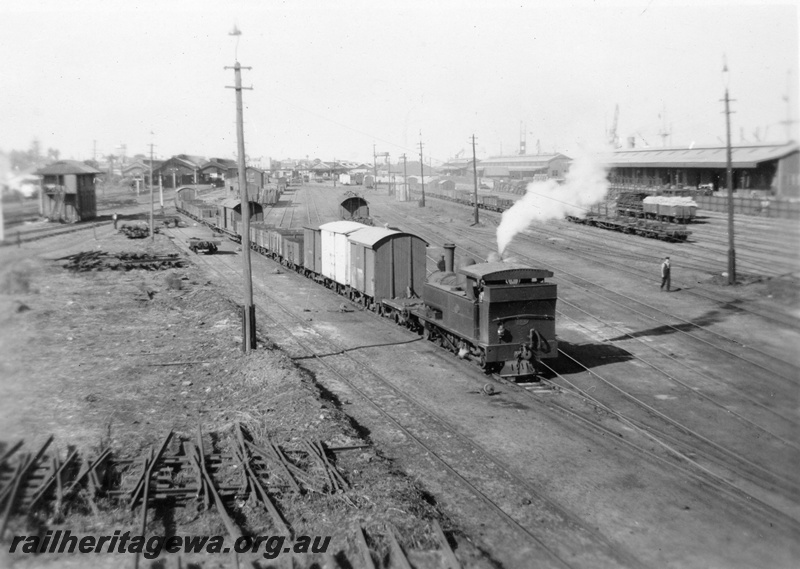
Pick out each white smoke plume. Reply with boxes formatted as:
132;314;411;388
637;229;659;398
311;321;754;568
496;149;609;255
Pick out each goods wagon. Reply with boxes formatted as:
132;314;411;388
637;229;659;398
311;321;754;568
320;221;366;287
339;196;370;221
347;227;427;305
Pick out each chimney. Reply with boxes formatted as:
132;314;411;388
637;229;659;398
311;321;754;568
444;243;455;273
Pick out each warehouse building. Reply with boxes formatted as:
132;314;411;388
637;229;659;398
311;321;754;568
477;153;572;181
605;142;799;199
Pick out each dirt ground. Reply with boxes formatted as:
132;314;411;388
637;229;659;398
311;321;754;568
0;213;470;568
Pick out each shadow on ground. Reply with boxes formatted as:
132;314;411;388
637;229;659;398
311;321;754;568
543;340;634;377
603;305;738;342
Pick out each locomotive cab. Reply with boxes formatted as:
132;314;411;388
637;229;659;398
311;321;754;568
418;260;557;378
461;263;557;363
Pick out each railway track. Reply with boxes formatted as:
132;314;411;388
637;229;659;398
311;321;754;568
373;208;800;526
171;221;644;569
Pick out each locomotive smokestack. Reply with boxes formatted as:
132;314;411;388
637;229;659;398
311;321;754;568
444;243;455;273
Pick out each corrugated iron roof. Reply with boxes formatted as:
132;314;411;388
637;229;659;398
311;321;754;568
36;160;101;175
220;198;240;208
605;143;799;168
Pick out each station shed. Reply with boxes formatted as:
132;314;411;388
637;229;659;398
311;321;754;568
36;160;100;222
348;226;428;301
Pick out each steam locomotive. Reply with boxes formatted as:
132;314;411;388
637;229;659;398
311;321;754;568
176;195;558;379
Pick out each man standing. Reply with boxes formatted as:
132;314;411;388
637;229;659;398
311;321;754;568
437;254;446;272
113;212;118;230
660;256;671;291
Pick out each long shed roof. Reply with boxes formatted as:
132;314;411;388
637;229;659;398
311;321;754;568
604;143;799;169
479;153;571;168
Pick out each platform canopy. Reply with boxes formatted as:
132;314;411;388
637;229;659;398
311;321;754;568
459;262;553;283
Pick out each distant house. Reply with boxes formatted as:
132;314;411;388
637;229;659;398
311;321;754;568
36;160;101;222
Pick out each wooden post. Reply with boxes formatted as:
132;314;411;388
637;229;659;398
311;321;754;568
227;60;256;353
471;134;479;225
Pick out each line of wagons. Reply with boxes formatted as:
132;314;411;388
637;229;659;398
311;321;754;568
566;193;695;242
409;186;694;242
176;194;559;380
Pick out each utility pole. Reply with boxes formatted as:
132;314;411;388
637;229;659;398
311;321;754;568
333;158;336;187
401;153;408;201
722;60;736;285
149;136;155;241
226;47;256;353
373;144;378;189
471;134;479;225
418;140;425;207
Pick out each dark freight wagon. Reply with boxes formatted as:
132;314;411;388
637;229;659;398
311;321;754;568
347;227;428;304
303;226;323;276
218;198;264;236
339;196;370;221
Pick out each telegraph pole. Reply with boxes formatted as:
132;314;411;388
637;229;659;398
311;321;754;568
226;48;255;353
418;140;425;207
149;137;155;241
401;153;408;200
373;144;378;189
722;60;736;285
471;134;479;225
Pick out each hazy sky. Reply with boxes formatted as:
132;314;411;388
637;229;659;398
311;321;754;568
1;0;797;165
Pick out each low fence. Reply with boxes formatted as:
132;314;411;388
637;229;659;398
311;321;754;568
694;196;800;219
